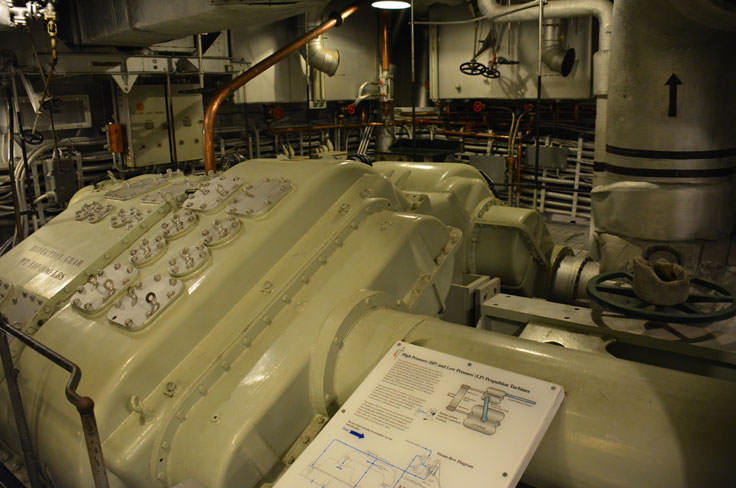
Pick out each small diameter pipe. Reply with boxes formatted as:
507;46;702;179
203;4;360;172
0;333;43;488
4;95;24;241
164;75;178;167
0;319;110;488
533;0;543;210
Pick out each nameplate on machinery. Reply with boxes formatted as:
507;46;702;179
276;342;564;488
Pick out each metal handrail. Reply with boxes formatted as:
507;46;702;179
0;317;109;488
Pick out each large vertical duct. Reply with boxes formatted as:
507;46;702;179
592;0;736;260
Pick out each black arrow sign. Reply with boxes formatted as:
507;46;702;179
665;74;681;117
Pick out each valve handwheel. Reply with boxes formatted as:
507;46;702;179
586;271;736;324
472;101;484;113
20;129;44;145
460;61;486;76
481;67;500;79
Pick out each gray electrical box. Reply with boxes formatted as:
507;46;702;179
117;84;203;167
468;155;507;184
525;145;569;169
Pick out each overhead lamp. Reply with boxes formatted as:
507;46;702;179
371;0;411;9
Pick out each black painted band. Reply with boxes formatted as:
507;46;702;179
606;145;736;160
593;162;736;178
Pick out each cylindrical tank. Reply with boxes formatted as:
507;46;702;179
594;0;736;242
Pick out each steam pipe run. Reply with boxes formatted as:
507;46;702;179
441;129;510;140
203;4;360;172
267;124;511;140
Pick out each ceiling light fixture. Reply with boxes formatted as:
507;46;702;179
371;0;411;9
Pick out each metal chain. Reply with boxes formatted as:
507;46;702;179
31;9;59;149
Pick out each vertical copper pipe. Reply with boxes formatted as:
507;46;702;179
203;5;360;172
382;11;389;71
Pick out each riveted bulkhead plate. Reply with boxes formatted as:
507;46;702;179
75;201;114;223
167;244;210;278
141;181;193;205
129;234;168;267
201;216;241;247
107;274;184;331
226;177;292;218
183;175;242;213
159;210;198;240
72;262;138;316
0;279;11;306
111;207;151;229
1;290;45;329
104;175;170;201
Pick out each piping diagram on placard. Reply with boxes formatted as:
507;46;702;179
276;342;563;488
299;439;441;488
446;385;536;436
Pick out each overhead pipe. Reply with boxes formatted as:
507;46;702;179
477;0;612;165
477;0;611;51
203;4;360;172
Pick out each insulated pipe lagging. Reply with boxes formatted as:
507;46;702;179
303;34;340;76
541;21;576;76
477;0;612;50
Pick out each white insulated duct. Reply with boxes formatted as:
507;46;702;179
541;21;575;77
299;12;340;76
304;34;340;76
593;0;736;243
0;3;11;30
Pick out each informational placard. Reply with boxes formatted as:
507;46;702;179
276;341;564;488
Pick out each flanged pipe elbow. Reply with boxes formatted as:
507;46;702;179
304;35;340;76
542;21;576;76
542;45;576;77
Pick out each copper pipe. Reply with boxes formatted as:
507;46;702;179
270;123;363;134
442;129;510;140
268;124;513;138
382;11;390;71
269;121;408;135
516;142;523;200
203;4;360;172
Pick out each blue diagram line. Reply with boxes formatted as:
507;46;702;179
481;396;490;422
311;439;435;488
505;393;536;405
353;457;377;487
